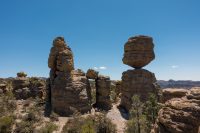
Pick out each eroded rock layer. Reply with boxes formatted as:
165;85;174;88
162;88;188;103
48;37;91;116
120;69;158;111
12;73;45;100
123;35;155;68
152;87;200;133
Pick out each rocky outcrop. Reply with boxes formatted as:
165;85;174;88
12;73;45;99
48;37;91;116
12;73;30;99
0;79;8;94
122;35;155;69
120;35;159;111
95;75;112;110
152;87;200;133
162;88;188;103
12;76;30;91
29;77;46;99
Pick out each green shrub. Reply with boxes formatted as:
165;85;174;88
62;113;116;133
14;121;34;133
0;116;14;133
95;113;116;133
0;92;16;117
39;122;58;133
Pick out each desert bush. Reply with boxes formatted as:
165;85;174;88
110;83;118;103
110;90;117;103
0;116;14;133
95;113;116;133
62;113;116;133
17;72;27;77
14;121;34;133
50;112;59;121
0;92;16;117
39;122;58;133
91;89;96;104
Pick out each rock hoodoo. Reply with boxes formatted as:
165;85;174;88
120;35;159;111
86;69;112;110
48;37;91;116
95;75;112;110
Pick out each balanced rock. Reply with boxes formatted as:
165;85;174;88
123;35;155;68
152;87;200;133
120;69;159;111
17;72;27;78
86;69;99;79
48;37;91;116
95;75;112;110
12;76;30;91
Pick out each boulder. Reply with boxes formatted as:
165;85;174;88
86;69;99;79
162;88;188;103
187;87;200;100
122;35;155;68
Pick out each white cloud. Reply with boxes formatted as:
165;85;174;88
94;67;98;70
93;66;107;70
99;66;107;70
171;65;179;69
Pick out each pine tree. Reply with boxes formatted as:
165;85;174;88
126;95;147;133
144;93;160;132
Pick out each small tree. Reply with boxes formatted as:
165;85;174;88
126;95;147;133
144;93;160;132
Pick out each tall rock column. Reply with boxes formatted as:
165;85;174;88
95;75;112;110
48;37;91;116
120;35;159;111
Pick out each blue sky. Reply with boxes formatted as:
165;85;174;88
0;0;200;80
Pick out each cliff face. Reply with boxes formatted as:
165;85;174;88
157;80;200;89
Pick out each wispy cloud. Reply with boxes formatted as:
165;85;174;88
93;66;107;70
171;65;179;69
94;67;98;70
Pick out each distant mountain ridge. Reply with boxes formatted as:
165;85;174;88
157;80;200;89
